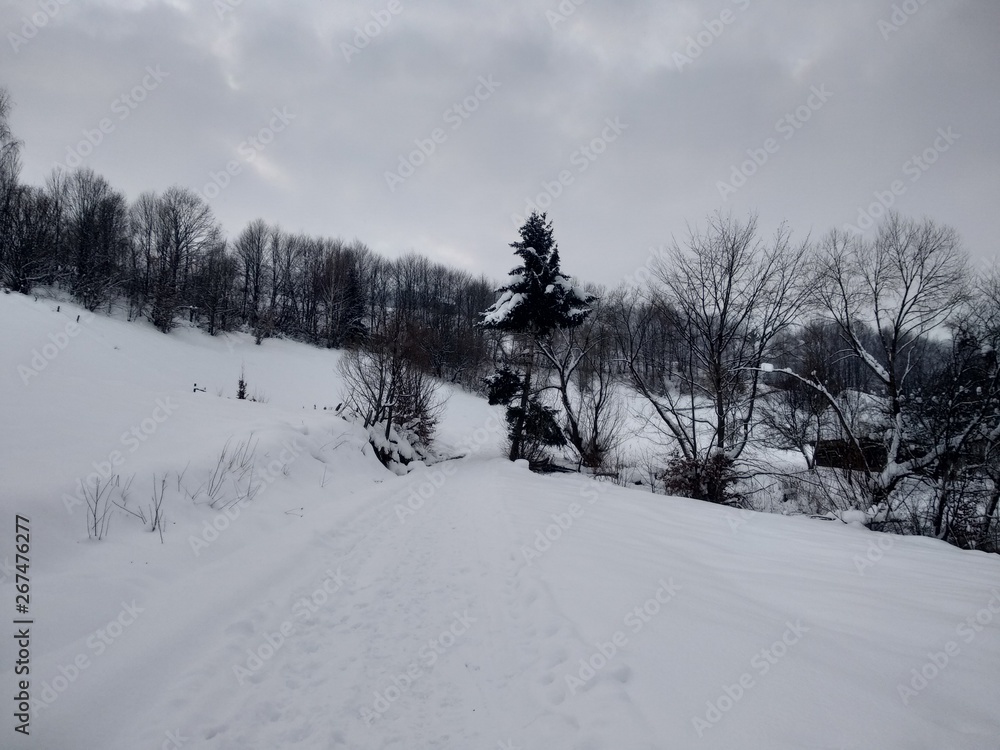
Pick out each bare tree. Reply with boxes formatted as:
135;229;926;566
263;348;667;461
125;191;161;319
620;213;811;503
150;187;218;331
538;288;625;468
192;232;237;335
758;321;859;471
933;267;1000;549
63;169;129;310
0;185;59;293
338;311;444;464
0;88;19;198
776;215;982;518
234;218;270;328
0;89;25;290
320;238;370;348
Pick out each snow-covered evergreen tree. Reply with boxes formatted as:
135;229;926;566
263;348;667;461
480;211;595;462
481;211;594;336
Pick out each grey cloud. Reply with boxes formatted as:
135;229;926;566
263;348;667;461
3;0;997;284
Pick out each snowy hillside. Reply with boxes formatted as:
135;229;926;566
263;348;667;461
1;292;999;749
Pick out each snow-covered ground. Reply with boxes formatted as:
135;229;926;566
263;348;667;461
1;292;999;749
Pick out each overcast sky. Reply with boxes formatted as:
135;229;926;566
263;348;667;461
3;0;998;286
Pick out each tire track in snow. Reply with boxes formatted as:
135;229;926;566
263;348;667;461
84;470;427;750
486;464;663;749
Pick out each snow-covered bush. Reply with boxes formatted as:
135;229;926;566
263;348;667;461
662;452;744;507
338;323;444;468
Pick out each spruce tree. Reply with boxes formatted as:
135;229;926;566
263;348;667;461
480;211;595;461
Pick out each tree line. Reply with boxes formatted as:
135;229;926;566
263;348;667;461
0;90;495;389
3;89;999;552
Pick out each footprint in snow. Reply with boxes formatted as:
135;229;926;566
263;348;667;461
543;647;569;668
282;723;313;743
610;665;632;684
203;725;227;740
256;701;282;722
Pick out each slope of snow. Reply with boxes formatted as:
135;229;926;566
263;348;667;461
1;293;999;749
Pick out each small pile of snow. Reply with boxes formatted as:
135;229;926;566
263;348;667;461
481;291;524;326
503;271;524;288
831;508;871;526
364;421;428;473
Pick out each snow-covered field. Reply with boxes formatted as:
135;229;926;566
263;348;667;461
1;292;999;749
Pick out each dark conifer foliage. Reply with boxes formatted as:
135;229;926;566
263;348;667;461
480;211;594;335
480;211;595;462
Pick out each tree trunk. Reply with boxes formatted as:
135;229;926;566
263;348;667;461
982;482;1000;548
509;359;532;461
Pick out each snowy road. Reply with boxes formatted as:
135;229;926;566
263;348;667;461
52;458;664;750
24;454;1000;750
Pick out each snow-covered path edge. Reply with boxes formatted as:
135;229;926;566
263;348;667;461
18;456;999;750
